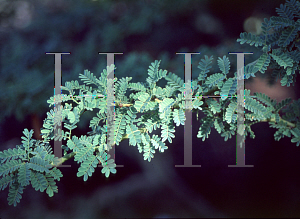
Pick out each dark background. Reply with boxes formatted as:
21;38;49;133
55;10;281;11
1;0;300;218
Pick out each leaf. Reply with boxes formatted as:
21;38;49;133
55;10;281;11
255;53;271;73
77;155;99;181
245;96;268;118
161;124;175;143
270;16;295;27
29;157;50;173
0;174;14;191
18;163;31;186
100;158;116;178
115;77;131;102
172;109;186;126
205;73;226;88
151;135;168;153
276;3;294;20
197;116;214;141
126;124;141;146
220;78;237;100
270;52;293;69
74;142;94;163
192;98;203;110
291;128;300;146
143;144;155;162
217;55;230;75
165;72;185;92
254;92;276;111
197;55;214;81
159;98;174;113
48;167;63;181
0;160;22;177
146;60;164;86
45;174;58;197
0;148;26;163
236;32;264;47
68;111;76;123
134;93;151;113
79;69;101;86
278;24;298;47
7;182;23;207
114;113;126;145
206;98;221;114
30;171;48;192
225;100;237;124
21;129;35;153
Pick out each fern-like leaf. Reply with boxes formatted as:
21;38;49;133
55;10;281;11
245;96;268;118
237;32;264;47
197;116;214;141
165;72;185;92
197;55;213;81
114;112;127;146
161;124;175;143
115;77;131;102
172;109;186;126
254;92;276;111
286;0;300;18
77;155;98;181
220;78;237;100
100;157;116;178
146;60;161;86
0;160;22;177
48;167;63;181
7;182;23;207
207;98;222;114
79;69;101;86
270;16;295;27
30;171;48;192
278;25;299;47
291;127;300;146
270;52;293;69
217;55;230;75
0;174;14;191
21;129;35;153
225;100;237;124
45;174;58;197
18;163;30;186
151;135;168;152
126;124;142;146
255;53;271;73
74;141;94;163
143;144;155;162
276;3;295;20
134;93;151;113
0;148;26;163
128;82;147;92
29;157;50;173
205;73;226;88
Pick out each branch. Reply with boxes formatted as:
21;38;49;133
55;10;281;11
261;115;296;128
52;151;76;167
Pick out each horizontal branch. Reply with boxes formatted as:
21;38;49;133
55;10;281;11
52;151;76;167
261;115;296;128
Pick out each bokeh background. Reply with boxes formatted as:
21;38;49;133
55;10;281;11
1;0;300;218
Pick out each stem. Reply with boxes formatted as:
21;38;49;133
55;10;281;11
261;115;296;128
52;151;76;167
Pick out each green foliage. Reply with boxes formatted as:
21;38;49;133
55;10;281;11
1;0;300;207
197;55;214;82
237;0;300;86
0;129;63;206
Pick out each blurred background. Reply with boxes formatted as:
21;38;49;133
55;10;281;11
1;0;300;218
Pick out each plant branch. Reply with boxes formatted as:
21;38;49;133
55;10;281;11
52;151;76;167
